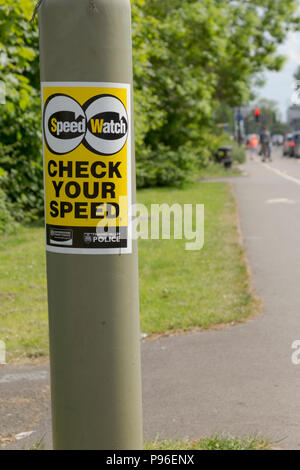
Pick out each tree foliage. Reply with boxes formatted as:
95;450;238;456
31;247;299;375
132;0;300;186
0;168;18;233
0;0;42;220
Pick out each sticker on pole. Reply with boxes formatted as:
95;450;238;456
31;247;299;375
42;82;132;255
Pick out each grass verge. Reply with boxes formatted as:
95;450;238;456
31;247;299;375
26;434;270;451
198;163;241;180
146;435;271;450
138;182;259;335
0;182;259;361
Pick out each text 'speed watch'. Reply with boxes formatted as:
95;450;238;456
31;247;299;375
42;82;132;255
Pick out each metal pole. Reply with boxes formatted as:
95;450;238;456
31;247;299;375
39;0;143;450
237;107;242;145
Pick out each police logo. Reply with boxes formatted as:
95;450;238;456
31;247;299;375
84;233;93;245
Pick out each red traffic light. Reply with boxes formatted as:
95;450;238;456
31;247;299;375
254;109;261;116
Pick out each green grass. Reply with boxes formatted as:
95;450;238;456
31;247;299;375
28;435;270;451
138;182;257;335
0;226;48;360
198;163;242;179
27;435;270;451
145;435;271;451
0;182;258;361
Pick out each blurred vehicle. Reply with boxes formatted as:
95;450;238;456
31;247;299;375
291;131;300;158
272;134;284;146
283;134;294;156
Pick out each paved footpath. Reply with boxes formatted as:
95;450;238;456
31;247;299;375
2;150;300;450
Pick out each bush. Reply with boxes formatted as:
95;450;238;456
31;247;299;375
203;133;246;166
0;169;18;234
136;143;199;188
231;141;246;164
0;0;43;222
0;189;17;234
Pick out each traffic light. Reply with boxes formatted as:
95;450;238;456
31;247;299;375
254;109;261;122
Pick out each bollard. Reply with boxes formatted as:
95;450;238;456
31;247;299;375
38;0;143;450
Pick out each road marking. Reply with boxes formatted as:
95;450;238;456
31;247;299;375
0;371;48;384
15;431;35;441
266;198;296;205
264;164;300;186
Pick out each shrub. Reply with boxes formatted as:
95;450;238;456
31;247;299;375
231;141;246;164
0;168;18;234
0;0;43;222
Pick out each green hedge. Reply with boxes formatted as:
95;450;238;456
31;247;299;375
232;142;246;164
0;0;42;222
0;169;18;234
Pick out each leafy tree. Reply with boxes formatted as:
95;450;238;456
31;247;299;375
0;168;18;233
132;0;300;186
0;0;43;221
213;0;300;105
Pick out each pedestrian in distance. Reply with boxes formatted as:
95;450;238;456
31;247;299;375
248;134;259;160
260;127;272;162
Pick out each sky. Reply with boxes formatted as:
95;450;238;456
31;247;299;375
256;30;300;121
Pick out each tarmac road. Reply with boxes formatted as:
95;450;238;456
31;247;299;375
2;148;300;450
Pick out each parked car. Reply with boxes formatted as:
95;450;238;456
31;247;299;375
291;132;300;158
283;134;294;156
272;134;284;146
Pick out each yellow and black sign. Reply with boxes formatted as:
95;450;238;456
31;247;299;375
42;82;131;254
